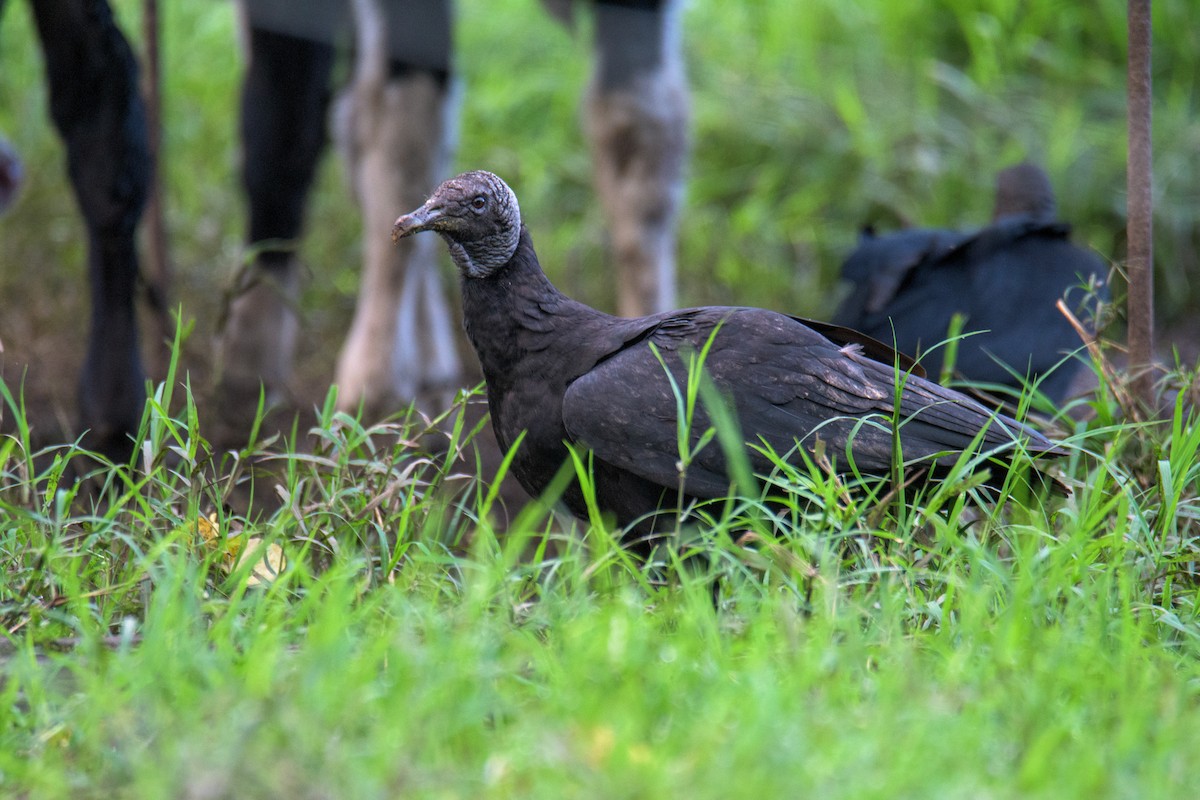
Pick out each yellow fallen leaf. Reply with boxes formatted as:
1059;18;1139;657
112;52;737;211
239;537;287;586
195;512;242;565
194;512;284;585
195;512;220;547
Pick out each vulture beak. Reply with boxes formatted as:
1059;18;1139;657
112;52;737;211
391;204;441;243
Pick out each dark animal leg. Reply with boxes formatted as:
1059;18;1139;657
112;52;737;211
30;0;151;462
587;0;688;317
333;0;462;418
214;15;336;445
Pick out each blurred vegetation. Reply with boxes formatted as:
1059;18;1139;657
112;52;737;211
457;0;1199;328
0;0;1197;385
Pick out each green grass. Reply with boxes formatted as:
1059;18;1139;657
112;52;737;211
2;330;1200;796
2;1;1200;795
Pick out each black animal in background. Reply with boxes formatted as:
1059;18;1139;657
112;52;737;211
833;163;1108;404
392;171;1063;547
3;0;152;462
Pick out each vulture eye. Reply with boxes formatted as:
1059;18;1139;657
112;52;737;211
471;195;487;211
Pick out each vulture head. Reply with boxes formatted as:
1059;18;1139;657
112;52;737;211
992;162;1057;223
392;170;522;278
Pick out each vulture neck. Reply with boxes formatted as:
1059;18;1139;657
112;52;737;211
460;226;608;379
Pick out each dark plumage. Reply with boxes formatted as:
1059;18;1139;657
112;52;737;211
833;163;1108;404
394;171;1063;540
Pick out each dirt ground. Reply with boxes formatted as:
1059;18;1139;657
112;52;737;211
0;253;344;460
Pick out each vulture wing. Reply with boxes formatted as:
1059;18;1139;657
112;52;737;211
563;307;1046;499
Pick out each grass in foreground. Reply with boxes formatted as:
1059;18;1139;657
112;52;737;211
1;350;1199;798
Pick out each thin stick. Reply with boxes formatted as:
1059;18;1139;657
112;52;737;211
1058;298;1125;402
142;0;172;377
1126;0;1154;407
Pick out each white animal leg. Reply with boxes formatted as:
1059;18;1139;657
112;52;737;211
333;0;462;418
586;0;688;318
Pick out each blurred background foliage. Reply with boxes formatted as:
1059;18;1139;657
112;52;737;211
0;0;1197;405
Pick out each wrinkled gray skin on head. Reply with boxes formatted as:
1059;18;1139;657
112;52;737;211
392;170;522;278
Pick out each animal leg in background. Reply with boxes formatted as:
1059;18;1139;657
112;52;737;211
585;0;688;317
30;0;151;462
333;0;462;418
215;13;336;443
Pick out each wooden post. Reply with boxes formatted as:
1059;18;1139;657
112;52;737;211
1126;0;1154;407
142;0;172;378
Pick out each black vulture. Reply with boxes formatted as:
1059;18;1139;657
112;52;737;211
393;171;1063;542
833;163;1108;404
